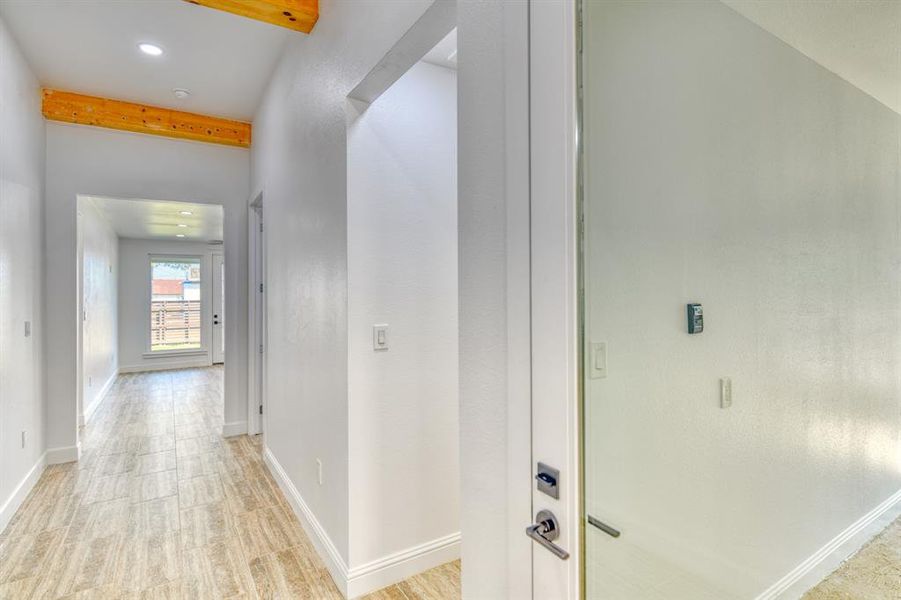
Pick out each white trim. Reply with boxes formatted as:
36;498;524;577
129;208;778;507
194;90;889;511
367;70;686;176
211;251;225;364
119;358;211;373
529;0;582;597
346;532;460;599
142;349;207;359
755;489;901;600
247;192;266;437
221;421;248;437
247;199;261;435
82;370;116;425
263;445;350;596
263;445;458;599
502;2;534;598
46;444;79;465
0;452;47;535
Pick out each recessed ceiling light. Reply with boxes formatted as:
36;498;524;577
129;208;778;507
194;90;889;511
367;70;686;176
138;43;164;56
179;210;193;216
177;223;188;228
173;88;191;99
176;234;185;238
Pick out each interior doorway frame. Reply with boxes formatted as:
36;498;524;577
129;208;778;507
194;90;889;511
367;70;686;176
211;251;225;364
527;0;582;597
247;191;266;436
75;209;84;431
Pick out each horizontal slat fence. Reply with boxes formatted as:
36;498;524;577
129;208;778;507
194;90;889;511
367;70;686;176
151;300;201;349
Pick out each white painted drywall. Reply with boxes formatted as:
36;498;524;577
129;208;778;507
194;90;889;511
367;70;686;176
78;198;117;422
582;2;901;598
118;238;216;372
347;61;459;568
251;0;434;568
456;2;532;598
0;14;46;530
44;123;249;454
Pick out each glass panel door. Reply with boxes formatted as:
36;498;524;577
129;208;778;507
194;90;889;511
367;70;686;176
580;1;900;598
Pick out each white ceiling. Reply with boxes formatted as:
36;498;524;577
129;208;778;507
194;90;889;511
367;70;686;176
83;196;223;243
0;0;290;121
722;0;901;115
423;29;457;70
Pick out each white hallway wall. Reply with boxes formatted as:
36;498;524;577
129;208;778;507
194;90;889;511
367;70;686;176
251;0;434;576
0;14;46;531
45;122;250;455
253;0;532;596
347;61;459;568
78;198;118;423
118;238;217;373
582;2;901;598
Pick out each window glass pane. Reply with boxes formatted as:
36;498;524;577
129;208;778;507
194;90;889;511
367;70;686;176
150;258;201;352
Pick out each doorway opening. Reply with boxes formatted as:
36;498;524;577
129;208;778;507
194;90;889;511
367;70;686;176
568;2;901;599
335;18;460;597
76;195;226;435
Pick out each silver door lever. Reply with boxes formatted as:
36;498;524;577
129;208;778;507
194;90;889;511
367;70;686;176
526;509;570;560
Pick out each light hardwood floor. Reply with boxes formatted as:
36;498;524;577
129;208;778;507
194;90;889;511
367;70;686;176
0;366;460;599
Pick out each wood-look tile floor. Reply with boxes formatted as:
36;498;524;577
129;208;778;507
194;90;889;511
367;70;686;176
0;367;460;600
802;516;901;599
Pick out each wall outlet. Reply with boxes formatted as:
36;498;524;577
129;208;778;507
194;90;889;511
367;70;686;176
21;431;26;449
720;377;733;409
24;321;31;338
88;376;92;387
316;458;323;485
589;342;607;379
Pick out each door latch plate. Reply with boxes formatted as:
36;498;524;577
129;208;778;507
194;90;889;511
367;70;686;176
535;462;559;499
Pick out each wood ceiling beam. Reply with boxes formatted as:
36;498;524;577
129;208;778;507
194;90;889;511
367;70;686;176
184;0;318;33
42;89;251;148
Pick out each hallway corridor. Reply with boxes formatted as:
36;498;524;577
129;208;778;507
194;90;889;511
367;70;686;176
0;368;460;599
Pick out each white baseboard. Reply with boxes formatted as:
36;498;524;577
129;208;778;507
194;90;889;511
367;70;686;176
262;445;459;599
222;421;248;437
119;358;211;373
46;444;80;465
756;488;901;600
0;452;47;535
83;371;117;425
263;446;350;596
346;531;460;598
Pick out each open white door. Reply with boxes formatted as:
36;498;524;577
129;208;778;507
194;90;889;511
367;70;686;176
212;252;225;364
528;0;581;598
248;197;266;435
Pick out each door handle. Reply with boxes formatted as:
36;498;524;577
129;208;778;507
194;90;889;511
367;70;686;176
587;514;621;538
526;509;570;560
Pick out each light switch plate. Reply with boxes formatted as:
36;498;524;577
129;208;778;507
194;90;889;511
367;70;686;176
372;324;389;351
589;342;607;379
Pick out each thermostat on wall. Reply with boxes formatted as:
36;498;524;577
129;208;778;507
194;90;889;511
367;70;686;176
687;303;703;334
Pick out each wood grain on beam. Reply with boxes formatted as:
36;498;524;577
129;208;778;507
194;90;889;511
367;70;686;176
42;89;251;148
184;0;318;33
